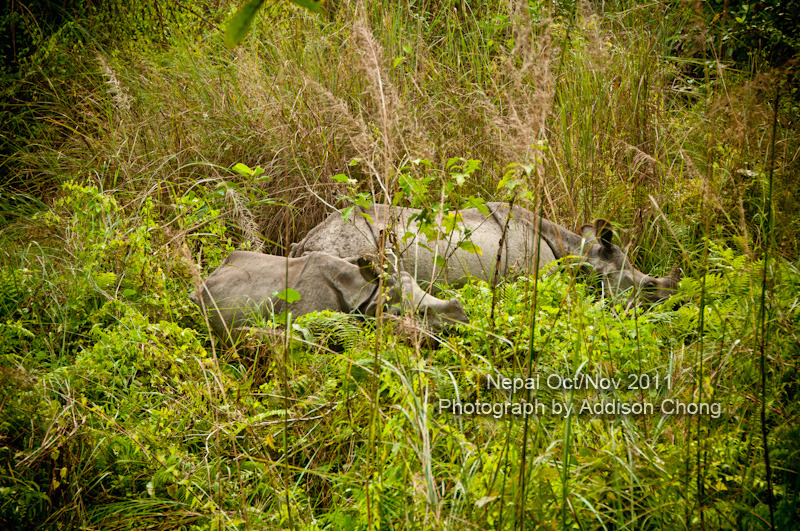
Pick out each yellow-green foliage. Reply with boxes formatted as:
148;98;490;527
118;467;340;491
1;0;799;529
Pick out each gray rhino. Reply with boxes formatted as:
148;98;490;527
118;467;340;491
190;250;469;344
289;203;679;305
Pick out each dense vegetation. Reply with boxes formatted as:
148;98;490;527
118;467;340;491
1;0;798;528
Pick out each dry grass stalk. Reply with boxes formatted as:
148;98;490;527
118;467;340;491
350;12;433;192
500;0;555;160
352;16;400;183
97;54;133;113
225;185;263;251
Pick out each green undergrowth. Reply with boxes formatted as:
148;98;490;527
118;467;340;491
2;0;799;528
1;180;798;529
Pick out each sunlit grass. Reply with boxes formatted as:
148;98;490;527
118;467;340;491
1;0;797;528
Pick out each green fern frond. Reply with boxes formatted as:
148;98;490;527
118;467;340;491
294;311;364;352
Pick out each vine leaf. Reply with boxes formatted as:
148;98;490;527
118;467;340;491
459;241;482;255
276;288;301;303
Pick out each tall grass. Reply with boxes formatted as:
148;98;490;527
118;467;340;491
1;0;798;528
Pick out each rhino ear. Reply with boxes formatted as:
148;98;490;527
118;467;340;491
668;264;682;282
593;219;614;249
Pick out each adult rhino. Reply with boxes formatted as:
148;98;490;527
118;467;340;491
289;203;679;305
190;250;469;344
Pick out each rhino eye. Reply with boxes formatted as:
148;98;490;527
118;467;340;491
642;280;657;292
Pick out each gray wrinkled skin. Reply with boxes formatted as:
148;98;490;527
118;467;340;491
190;251;469;344
577;221;680;307
289;203;679;305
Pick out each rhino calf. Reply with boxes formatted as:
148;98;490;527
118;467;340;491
190;251;468;344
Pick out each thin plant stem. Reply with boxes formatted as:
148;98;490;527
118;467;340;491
758;80;781;531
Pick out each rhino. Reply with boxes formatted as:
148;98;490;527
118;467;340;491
190;250;469;344
289;202;679;305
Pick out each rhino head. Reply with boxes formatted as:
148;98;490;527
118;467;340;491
392;271;469;329
374;260;470;330
576;219;680;306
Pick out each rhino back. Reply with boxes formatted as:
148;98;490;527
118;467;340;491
289;209;380;258
289;204;561;286
376;203;558;285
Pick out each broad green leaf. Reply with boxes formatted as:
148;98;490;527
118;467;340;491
459;241;483;255
400;173;429;202
331;174;356;184
341;206;355;224
354;192;372;208
274;310;292;325
232;162;253;176
442;212;463;233
497;171;523;192
420;225;441;241
231;163;265;178
465;195;490;216
275;288;301;303
224;0;266;49
462;159;481;173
